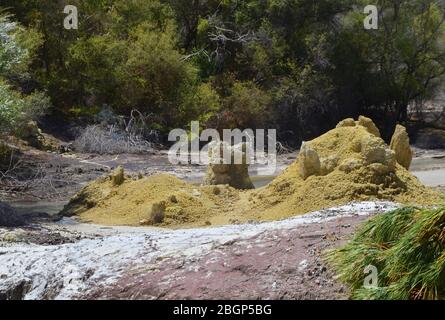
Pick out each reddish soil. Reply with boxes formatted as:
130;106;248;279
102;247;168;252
84;215;369;300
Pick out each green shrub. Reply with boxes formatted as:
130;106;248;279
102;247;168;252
0;14;49;138
179;82;221;125
118;22;198;118
0;80;50;137
221;81;271;129
0;80;25;134
326;205;445;300
0;14;42;77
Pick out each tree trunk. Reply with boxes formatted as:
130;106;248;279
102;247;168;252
398;104;408;123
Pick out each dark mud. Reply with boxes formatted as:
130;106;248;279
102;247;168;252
0;222;96;246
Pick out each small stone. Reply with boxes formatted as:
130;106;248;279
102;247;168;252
390;124;413;170
299;142;321;179
358;116;381;137
298;259;308;271
139;219;151;226
110;166;125;186
336;118;356;128
339;158;363;173
150;201;165;224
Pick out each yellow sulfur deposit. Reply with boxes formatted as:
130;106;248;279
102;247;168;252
249;119;442;219
62;117;444;228
61;173;242;227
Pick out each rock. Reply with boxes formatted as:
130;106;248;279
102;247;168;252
204;141;254;189
361;140;385;164
298;142;321;179
360;136;396;170
336;118;356;128
0;202;26;227
40;133;62;152
320;156;339;175
20;120;42;140
59;143;73;154
110;166;125;186
390;125;413;170
18;121;61;151
1;231;24;243
368;163;392;175
338;159;363;173
358;116;381;137
150;201;166;224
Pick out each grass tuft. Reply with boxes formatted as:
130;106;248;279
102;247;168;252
326;205;445;300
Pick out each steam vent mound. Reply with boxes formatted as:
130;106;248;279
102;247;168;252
250;116;443;218
62;117;443;228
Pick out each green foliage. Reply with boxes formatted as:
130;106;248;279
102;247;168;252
2;0;445;143
332;0;445;125
67;34;127;106
0;80;51;136
31;1;216;132
0;14;50;137
0;14;42;77
0;15;25;75
180;82;221;124
118;22;197;116
23;91;52;120
222;81;271;129
0;80;24;134
326;205;445;300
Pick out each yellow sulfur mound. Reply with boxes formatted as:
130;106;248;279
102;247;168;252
249;120;443;219
62;117;444;228
61;173;241;227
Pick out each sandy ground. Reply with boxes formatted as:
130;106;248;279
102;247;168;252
410;151;445;188
0;202;398;300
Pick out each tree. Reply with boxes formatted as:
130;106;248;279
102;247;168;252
0;14;49;137
3;0;445;146
332;0;445;136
